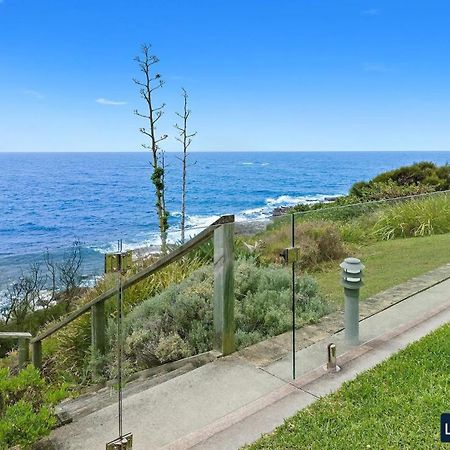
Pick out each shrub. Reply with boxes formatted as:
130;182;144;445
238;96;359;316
348;179;434;201
121;266;214;371
0;401;55;449
0;366;67;449
282;162;449;228
259;220;346;268
373;161;450;188
296;221;346;269
350;162;450;197
118;259;331;372
154;333;191;363
372;193;450;240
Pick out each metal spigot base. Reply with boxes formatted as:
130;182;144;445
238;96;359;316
106;433;133;450
324;342;341;373
324;363;341;373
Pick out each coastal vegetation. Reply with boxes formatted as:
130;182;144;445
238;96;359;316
0;242;85;359
245;322;450;450
260;190;450;251
31;250;331;384
291;161;450;214
1;160;450;448
351;160;450;195
115;263;328;373
0;366;67;449
32;186;450;386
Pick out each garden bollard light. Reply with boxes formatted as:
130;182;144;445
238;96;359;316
340;257;364;346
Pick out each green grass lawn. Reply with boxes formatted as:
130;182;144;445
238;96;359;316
245;322;450;450
311;233;450;305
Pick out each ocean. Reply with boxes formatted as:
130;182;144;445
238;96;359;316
1;151;449;287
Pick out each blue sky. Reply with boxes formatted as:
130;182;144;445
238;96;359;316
1;0;450;152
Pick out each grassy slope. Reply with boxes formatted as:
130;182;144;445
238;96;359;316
246;322;450;450
311;233;450;305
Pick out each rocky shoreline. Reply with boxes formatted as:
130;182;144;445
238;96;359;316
130;196;342;256
271;196;339;217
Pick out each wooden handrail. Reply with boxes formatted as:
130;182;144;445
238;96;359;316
31;215;234;344
0;332;32;339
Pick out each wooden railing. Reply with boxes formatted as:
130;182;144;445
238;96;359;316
29;215;235;371
0;332;32;369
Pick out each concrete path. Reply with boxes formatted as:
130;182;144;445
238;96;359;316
49;278;450;450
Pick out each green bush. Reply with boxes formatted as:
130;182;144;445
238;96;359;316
117;259;330;372
372;193;450;240
296;221;346;269
121;266;214;369
350;162;450;197
348;179;434;201
0;401;54;449
0;366;67;449
284;162;449;226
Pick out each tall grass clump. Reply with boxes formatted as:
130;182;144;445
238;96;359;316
372;193;450;240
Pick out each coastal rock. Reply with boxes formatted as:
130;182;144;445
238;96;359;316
272;206;291;217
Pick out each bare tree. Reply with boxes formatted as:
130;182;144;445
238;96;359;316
134;44;169;251
2;263;45;327
58;241;83;310
175;88;197;243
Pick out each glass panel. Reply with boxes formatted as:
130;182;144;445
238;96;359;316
264;190;450;382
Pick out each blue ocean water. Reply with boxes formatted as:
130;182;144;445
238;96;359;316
1;151;449;286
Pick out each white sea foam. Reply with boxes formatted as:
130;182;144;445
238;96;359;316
236;194;338;221
186;214;221;228
95;194;340;255
94;215;221;255
266;194;331;206
241;162;270;166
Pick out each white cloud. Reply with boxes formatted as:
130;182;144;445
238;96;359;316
362;9;381;16
96;98;127;106
363;62;390;73
22;89;44;99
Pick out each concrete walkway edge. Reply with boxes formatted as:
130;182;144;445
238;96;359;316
163;299;450;450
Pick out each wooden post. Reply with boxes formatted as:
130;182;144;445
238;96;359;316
213;222;235;355
91;300;106;371
18;337;30;369
32;340;42;371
